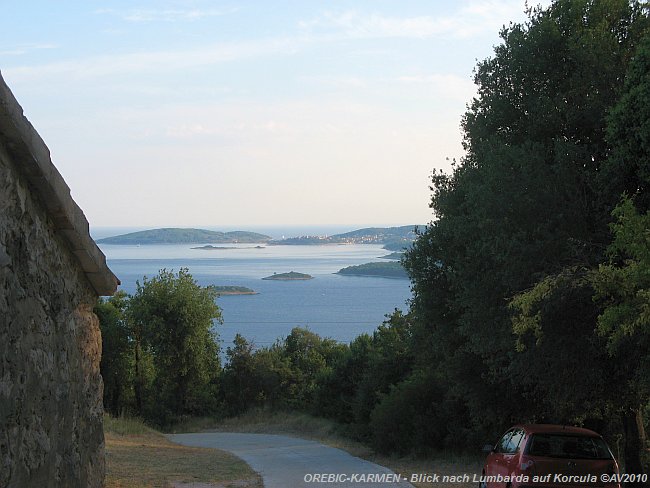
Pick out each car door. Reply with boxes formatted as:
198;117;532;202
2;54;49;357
489;430;515;488
503;429;525;479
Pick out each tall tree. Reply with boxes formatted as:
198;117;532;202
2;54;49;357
592;198;650;474
129;268;222;423
603;33;650;212
511;31;650;474
95;291;133;415
404;0;649;447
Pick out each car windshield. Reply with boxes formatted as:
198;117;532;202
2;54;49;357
527;434;612;460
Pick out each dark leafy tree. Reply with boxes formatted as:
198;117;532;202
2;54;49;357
512;30;650;473
592;197;650;473
221;334;292;414
603;34;650;211
369;370;445;455
281;327;346;410
404;0;649;451
221;334;258;415
349;311;413;437
128;268;222;424
95;291;133;415
312;333;374;424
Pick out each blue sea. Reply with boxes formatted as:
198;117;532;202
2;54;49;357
96;228;413;352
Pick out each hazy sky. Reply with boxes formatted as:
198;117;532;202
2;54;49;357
1;1;546;228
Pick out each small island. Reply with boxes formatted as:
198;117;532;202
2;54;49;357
213;286;257;295
262;271;314;281
336;261;408;279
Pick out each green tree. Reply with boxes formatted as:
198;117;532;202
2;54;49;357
603;34;650;212
369;370;445;455
95;290;133;415
221;334;292;414
592;197;650;473
282;327;345;410
309;311;415;441
511;30;650;473
312;333;374;426
349;311;413;436
221;334;259;414
129;268;222;424
404;0;649;450
597;35;650;472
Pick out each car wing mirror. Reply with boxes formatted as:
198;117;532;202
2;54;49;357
482;444;494;453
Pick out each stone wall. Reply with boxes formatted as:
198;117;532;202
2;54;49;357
0;144;105;487
0;73;116;487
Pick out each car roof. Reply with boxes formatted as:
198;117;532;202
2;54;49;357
514;424;601;437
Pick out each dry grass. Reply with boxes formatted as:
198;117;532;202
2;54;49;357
104;416;262;488
173;409;483;488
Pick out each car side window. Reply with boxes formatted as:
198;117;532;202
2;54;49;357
505;429;525;454
495;431;514;453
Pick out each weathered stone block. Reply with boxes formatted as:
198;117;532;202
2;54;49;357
0;71;116;487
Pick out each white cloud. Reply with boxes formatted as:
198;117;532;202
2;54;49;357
3;37;296;82
96;7;235;23
165;119;292;139
299;10;451;39
298;1;535;40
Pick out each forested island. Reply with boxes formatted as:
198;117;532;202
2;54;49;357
336;261;408;278
262;271;313;280
97;228;271;245
213;286;257;295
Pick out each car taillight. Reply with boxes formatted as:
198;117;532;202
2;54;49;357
520;459;536;474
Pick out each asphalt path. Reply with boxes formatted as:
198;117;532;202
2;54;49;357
168;432;415;488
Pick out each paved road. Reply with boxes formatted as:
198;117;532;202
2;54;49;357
168;432;414;488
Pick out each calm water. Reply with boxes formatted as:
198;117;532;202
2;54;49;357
99;242;412;351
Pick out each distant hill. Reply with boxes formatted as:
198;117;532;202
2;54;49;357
336;261;408;279
268;236;333;245
332;225;418;240
97;228;271;245
268;225;420;246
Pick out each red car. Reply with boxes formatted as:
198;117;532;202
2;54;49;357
480;424;620;488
